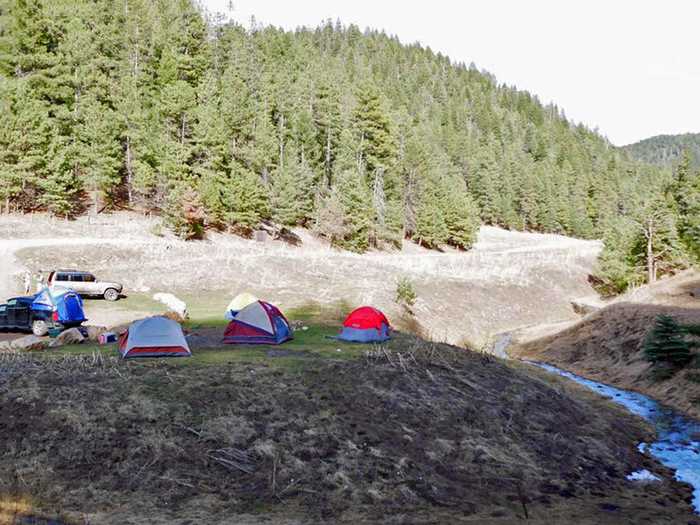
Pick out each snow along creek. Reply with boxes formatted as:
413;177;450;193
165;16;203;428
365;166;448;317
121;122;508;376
533;362;700;513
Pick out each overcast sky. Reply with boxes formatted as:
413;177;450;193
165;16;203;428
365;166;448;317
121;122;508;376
200;0;699;146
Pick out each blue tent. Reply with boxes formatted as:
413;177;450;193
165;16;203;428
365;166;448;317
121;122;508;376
32;287;87;324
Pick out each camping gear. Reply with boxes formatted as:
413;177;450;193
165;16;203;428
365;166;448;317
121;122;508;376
337;306;391;343
99;331;118;344
32;286;87;326
225;292;259;320
119;316;191;358
223;300;292;345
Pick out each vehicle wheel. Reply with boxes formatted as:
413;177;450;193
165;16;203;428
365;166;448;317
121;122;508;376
103;288;119;301
32;320;49;336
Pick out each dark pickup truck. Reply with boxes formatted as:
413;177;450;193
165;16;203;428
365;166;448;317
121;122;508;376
0;289;87;336
0;296;52;335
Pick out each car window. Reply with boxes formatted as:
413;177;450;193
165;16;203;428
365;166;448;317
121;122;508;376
56;273;69;281
7;299;17;306
69;274;83;282
0;305;6;313
84;274;96;282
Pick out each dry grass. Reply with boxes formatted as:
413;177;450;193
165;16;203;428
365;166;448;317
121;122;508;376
0;333;695;523
512;270;700;418
7;214;601;347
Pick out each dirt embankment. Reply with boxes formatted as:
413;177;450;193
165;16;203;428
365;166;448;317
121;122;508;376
0;339;696;524
2;212;601;347
512;270;700;419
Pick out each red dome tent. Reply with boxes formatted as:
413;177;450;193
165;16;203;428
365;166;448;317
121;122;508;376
337;306;391;342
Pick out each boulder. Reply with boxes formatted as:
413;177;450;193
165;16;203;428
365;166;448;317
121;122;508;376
48;327;85;348
85;325;108;342
10;335;49;351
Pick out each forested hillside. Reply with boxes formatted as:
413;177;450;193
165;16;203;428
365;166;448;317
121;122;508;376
0;0;697;290
623;133;700;169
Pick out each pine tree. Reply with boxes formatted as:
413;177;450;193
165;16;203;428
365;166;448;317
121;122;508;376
221;165;270;233
443;189;480;249
353;81;396;179
670;150;700;260
164;185;206;240
414;182;448;248
644;315;692;366
270;149;314;226
335;168;374;251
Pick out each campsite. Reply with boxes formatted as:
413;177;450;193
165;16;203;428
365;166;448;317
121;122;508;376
1;277;699;524
2;0;700;523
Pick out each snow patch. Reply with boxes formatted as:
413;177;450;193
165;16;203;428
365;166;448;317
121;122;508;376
153;292;188;318
626;469;660;482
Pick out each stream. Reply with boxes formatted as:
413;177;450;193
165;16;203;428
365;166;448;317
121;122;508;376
533;362;700;513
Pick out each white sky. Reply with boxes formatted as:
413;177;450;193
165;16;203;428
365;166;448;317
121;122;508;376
200;0;700;146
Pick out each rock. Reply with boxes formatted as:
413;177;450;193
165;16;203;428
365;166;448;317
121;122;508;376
49;327;85;348
691;288;700;299
10;335;49;351
0;341;12;351
85;325;108;342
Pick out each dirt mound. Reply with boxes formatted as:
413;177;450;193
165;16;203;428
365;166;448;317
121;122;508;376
0;341;695;524
512;271;700;418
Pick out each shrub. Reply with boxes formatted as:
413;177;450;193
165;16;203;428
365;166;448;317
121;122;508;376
395;277;417;311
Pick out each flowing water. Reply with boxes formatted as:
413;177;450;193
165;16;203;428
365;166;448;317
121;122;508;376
534;362;700;513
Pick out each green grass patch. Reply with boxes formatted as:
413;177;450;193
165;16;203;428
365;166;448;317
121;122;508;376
46;321;377;371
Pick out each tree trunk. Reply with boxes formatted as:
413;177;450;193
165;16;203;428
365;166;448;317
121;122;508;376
325;127;332;187
278;114;285;170
125;134;134;206
646;219;656;284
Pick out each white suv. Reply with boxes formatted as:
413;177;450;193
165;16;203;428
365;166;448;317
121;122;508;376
48;270;123;301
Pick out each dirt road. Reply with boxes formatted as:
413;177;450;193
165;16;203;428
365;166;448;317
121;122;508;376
0;237;136;300
2;215;604;346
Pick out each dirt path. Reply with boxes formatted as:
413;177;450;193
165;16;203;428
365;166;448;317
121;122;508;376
2;217;605;346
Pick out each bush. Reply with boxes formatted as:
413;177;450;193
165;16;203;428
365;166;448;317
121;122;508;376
644;315;692;367
395;277;417;311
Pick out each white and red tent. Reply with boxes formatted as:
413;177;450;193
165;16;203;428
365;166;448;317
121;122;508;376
223;300;292;345
119;316;191;358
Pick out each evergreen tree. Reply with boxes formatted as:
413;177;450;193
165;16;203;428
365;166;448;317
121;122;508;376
353;81;396;180
644;315;692;367
443;189;480;249
670;150;700;260
270;149;314;226
414;181;448;248
0;0;687;283
221;165;270;233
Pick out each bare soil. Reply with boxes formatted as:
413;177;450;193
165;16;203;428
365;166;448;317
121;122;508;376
0;337;697;524
511;270;700;419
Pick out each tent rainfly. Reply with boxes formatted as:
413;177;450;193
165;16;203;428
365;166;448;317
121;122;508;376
225;292;259;320
119;316;191;358
223;300;292;345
